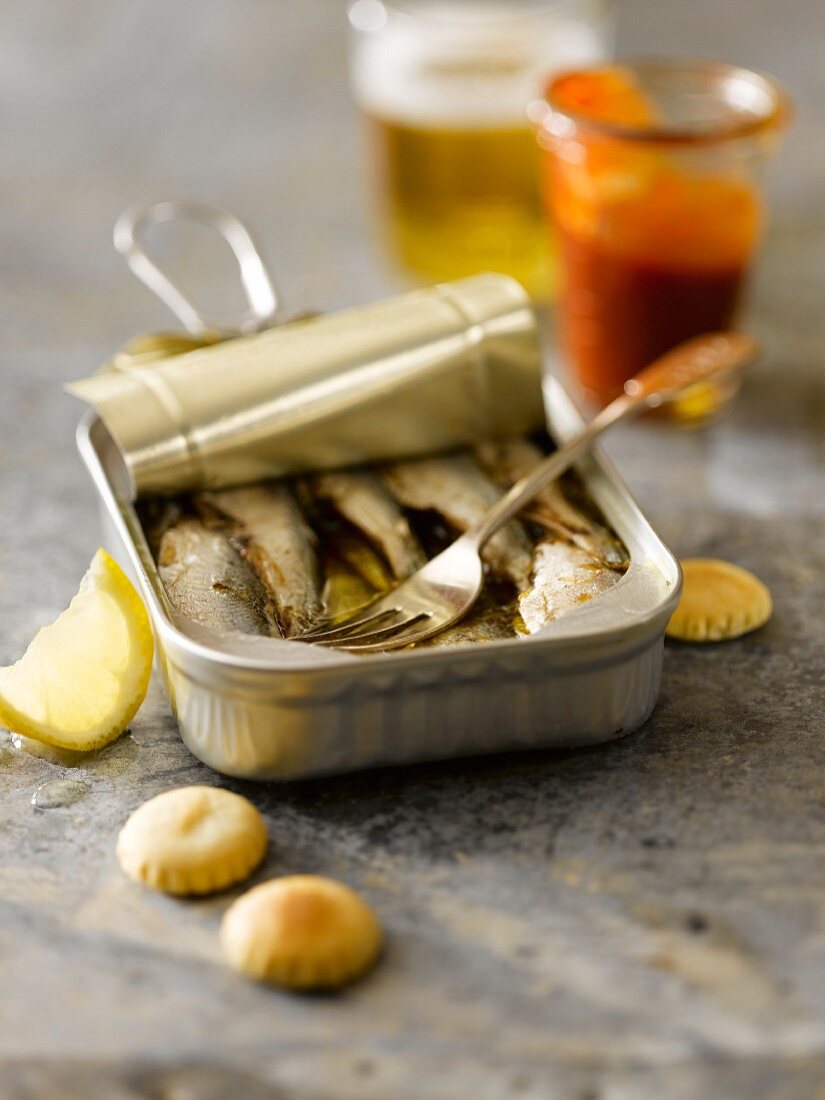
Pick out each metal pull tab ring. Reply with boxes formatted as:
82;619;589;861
113;199;280;337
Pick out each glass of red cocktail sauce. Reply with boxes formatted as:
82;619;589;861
533;60;790;422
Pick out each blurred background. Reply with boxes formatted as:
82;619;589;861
3;0;824;346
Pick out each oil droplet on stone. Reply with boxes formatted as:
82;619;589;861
12;733;90;768
31;779;88;809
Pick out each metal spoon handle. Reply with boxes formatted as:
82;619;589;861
469;332;759;551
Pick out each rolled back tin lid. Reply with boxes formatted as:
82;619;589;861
67;273;545;499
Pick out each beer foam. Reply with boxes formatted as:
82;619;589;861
349;1;609;127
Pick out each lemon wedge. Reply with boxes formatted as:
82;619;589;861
0;549;153;751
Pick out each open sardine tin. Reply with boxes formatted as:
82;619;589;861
68;275;545;499
77;363;681;780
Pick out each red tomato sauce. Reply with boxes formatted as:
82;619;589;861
558;231;748;402
543;67;762;403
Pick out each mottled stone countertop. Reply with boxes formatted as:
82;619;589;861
0;2;823;1098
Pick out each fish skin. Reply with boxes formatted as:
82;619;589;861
309;469;426;580
158;517;275;636
199;484;322;637
381;453;533;589
476;438;629;569
421;593;516;648
518;539;621;635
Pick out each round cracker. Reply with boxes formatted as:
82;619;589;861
667;558;772;643
221;875;382;990
117;785;267;896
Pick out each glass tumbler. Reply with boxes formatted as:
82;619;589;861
348;0;614;297
533;60;790;421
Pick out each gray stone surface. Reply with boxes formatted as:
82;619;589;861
0;2;823;1098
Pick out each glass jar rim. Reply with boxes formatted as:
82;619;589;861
348;0;613;34
537;57;792;146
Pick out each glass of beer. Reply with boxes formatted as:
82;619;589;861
348;0;614;296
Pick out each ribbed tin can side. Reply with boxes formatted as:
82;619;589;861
167;639;663;780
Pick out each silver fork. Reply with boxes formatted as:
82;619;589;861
299;332;758;652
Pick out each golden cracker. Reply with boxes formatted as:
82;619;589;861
221;875;382;990
667;558;772;642
116;785;267;896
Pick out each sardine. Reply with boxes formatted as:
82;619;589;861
158;517;275;635
519;539;621;635
198;484;322;637
422;592;517;648
381;454;533;589
476;438;628;569
309;469;426;580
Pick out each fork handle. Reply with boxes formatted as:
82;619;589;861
468;392;639;550
467;331;758;551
